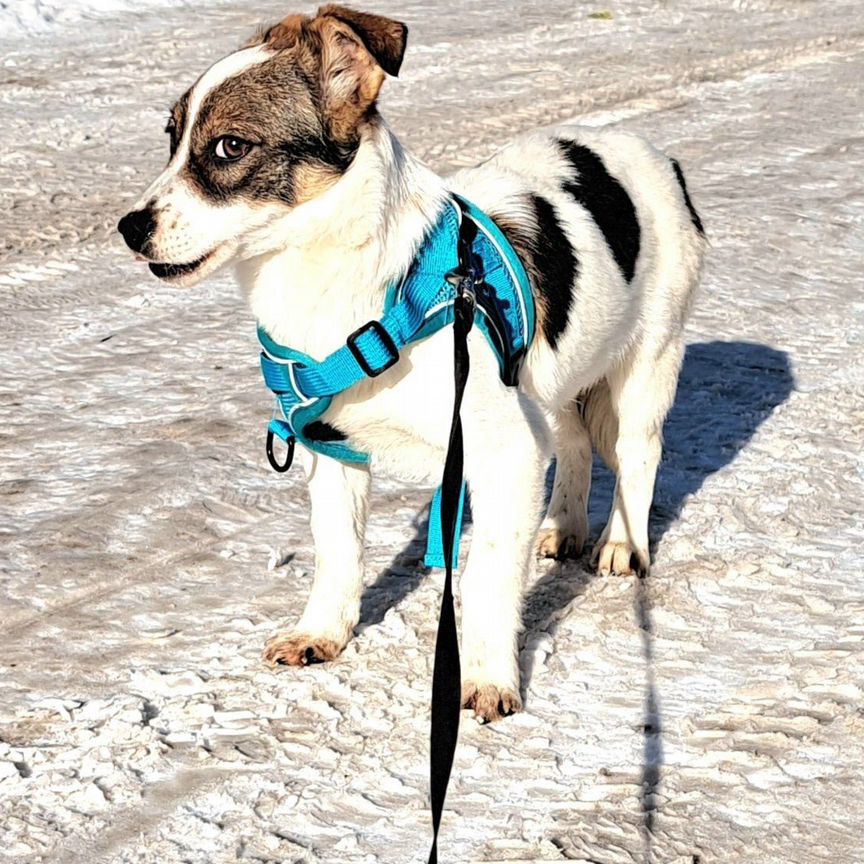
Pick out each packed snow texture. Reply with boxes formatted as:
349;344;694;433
0;0;200;38
1;1;863;863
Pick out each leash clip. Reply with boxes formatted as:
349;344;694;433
446;252;482;291
446;251;481;331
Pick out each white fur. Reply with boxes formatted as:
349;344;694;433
130;78;705;713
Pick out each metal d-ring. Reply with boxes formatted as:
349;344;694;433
266;428;295;473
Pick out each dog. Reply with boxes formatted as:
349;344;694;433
118;5;706;724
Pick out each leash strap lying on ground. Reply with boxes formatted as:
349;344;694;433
428;213;478;864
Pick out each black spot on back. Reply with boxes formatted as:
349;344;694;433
558;140;640;282
530;196;577;348
670;158;705;236
492;195;577;350
303;421;347;442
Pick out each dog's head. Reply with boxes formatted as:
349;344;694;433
118;5;407;285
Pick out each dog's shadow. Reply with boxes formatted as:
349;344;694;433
525;339;793;858
361;340;793;642
356;339;792;856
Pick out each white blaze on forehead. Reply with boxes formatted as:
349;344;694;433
136;44;274;208
180;44;275;156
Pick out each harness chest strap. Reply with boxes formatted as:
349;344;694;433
259;194;534;465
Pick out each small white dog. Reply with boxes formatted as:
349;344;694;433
119;5;705;723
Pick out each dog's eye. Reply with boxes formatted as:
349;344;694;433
213;136;253;162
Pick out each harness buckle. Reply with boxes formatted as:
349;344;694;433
346;320;400;377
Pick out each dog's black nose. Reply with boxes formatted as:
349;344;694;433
117;208;156;254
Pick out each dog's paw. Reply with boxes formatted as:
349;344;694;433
592;541;649;577
536;527;585;561
263;632;344;667
461;682;522;724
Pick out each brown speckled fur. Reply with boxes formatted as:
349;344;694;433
168;6;407;205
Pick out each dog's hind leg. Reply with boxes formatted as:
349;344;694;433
460;383;550;722
589;338;684;576
536;403;592;560
264;451;370;666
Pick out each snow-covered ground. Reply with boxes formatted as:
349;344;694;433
0;0;203;38
1;1;863;862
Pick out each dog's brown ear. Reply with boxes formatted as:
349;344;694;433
316;5;408;77
310;8;406;142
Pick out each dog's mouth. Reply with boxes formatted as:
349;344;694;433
148;252;212;281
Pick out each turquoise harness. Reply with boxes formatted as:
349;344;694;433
258;194;534;566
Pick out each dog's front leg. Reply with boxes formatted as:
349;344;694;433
264;449;370;666
459;385;549;722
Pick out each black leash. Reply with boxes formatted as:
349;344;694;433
427;202;478;864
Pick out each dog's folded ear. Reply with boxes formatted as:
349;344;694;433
316;5;408;77
251;7;409;143
309;6;408;142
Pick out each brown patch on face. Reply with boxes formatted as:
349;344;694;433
291;161;344;205
183;49;346;205
245;6;406;148
175;7;408;207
